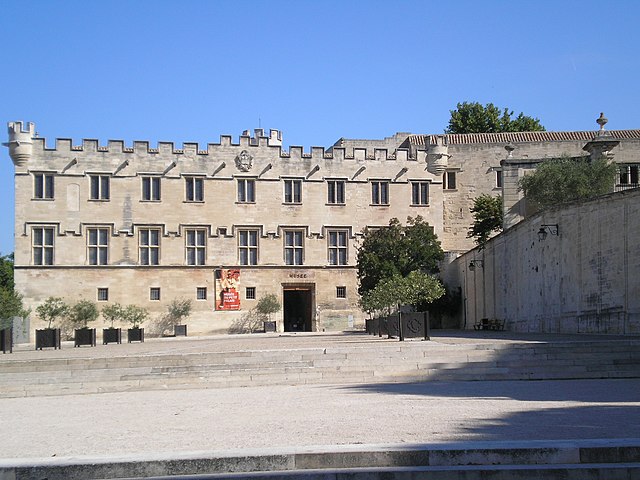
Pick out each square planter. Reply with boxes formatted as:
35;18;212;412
1;327;12;354
103;328;122;344
174;324;187;336
127;327;144;343
36;328;61;350
74;328;96;347
263;321;276;333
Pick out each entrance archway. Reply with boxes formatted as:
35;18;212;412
283;286;314;332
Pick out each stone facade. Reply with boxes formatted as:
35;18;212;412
5;120;640;336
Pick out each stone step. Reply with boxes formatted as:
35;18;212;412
1;338;638;398
2;439;638;480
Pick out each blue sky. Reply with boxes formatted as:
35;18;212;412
2;0;639;256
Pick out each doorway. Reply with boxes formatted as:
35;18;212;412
283;287;314;332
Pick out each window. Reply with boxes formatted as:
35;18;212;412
141;176;161;201
186;228;206;265
327;180;345;204
619;165;639;186
32;227;54;265
328;230;348;266
139;228;160;265
371;181;389;205
245;287;256;300
34;173;54;199
336;286;346;299
237;178;255;203
284;230;304;265
238;229;258;265
150;287;161;301
90;175;110;200
185;177;204;202
495;170;503;189
411;182;430;206
196;287;207;300
283;179;302;204
443;171;457;190
97;288;109;302
87;228;109;265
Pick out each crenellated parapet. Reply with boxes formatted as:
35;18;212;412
7;122;422;166
4;121;35;166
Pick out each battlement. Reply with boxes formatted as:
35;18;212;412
7;122;418;164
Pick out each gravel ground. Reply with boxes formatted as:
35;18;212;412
1;378;639;460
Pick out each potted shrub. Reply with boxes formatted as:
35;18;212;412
101;303;124;344
124;304;148;343
0;286;30;353
34;297;67;350
167;298;191;336
256;293;280;333
70;299;98;347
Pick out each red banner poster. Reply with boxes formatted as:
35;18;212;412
215;269;240;310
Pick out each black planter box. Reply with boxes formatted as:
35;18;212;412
128;327;144;343
103;328;122;344
74;328;96;347
174;324;187;336
1;327;12;354
263;321;276;333
36;328;61;350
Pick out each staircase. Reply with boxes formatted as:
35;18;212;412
0;334;638;398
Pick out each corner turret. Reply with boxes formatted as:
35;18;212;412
4;121;35;167
426;135;450;175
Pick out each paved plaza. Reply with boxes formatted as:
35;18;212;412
0;332;639;463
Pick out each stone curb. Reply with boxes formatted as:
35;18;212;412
1;439;639;480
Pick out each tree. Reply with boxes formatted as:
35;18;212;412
0;253;30;325
166;298;192;325
356;216;444;296
518;156;619;211
256;294;280;321
36;297;69;329
446;102;545;134
0;253;14;291
359;272;445;316
102;303;125;328
468;194;503;247
69;299;99;328
123;304;149;328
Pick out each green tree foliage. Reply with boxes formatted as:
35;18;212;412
468;194;503;247
36;297;69;329
356;216;444;296
123;304;149;328
0;289;29;324
0;253;30;325
0;253;15;291
102;303;125;328
518;156;619;210
446;102;545;134
166;298;192;325
359;272;445;315
256;294;280;321
69;299;99;328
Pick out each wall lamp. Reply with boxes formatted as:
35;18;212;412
537;224;559;241
468;259;484;271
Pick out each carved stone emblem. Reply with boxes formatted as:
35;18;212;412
235;150;253;172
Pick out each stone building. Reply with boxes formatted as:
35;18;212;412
5;119;640;335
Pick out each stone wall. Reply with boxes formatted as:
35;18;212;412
449;188;640;334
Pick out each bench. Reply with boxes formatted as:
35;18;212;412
473;318;505;331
